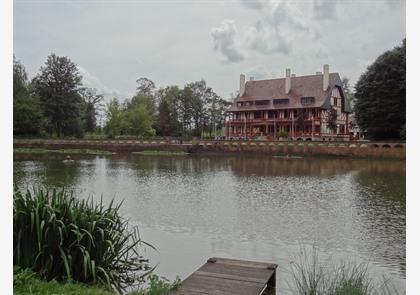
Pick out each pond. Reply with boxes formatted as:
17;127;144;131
14;154;406;293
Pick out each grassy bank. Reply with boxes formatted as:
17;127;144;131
132;150;189;156
14;267;113;295
14;147;113;155
14;267;180;295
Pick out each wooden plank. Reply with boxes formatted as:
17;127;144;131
174;274;265;295
193;270;268;284
170;257;277;295
207;257;277;270
198;261;274;282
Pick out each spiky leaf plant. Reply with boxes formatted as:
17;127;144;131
13;187;153;294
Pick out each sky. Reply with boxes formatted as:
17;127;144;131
14;0;406;101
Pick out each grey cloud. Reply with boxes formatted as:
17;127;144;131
313;0;337;20
245;21;290;54
269;1;309;31
239;0;265;10
211;20;245;63
246;66;275;80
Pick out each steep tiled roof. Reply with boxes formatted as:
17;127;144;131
228;73;351;112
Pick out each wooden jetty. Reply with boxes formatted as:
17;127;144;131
171;257;278;295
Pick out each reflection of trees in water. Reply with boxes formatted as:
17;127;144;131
103;155;406;180
226;157;405;178
353;168;406;276
14;155;85;190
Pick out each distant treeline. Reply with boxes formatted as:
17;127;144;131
14;39;405;140
13;54;230;139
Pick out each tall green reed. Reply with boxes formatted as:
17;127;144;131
13;187;153;294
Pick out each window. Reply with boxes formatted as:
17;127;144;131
255;100;270;106
237;101;253;107
301;97;315;105
273;98;289;105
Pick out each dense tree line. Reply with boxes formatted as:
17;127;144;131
354;39;406;140
13;54;230;139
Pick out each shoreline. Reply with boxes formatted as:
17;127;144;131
13;138;405;160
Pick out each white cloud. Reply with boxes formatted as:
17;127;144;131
77;66;123;100
211;19;245;63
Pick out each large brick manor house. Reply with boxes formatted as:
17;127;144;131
226;65;354;141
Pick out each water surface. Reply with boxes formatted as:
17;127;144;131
14;154;406;292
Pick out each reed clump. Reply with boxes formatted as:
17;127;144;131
13;187;152;294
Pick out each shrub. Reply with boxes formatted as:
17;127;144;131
131;274;181;295
13;187;152;293
277;131;289;138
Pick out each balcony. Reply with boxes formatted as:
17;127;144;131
228;117;321;124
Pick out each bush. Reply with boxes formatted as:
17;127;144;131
13;187;152;293
277;131;289;138
131;274;181;295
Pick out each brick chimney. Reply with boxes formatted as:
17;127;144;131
239;74;245;96
323;64;329;91
285;68;291;94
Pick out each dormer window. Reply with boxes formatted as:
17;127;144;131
273;98;289;105
301;96;315;105
255;100;270;106
237;101;253;107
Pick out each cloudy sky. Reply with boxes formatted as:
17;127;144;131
14;0;405;101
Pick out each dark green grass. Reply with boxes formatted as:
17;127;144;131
132;150;189;156
14;267;180;295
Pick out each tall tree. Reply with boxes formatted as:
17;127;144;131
104;98;123;138
354;39;406;139
80;88;104;133
132;78;157;115
13;56;43;136
34;53;84;137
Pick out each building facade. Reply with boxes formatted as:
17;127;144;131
226;65;352;140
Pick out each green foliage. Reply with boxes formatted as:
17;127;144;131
277;131;289;138
14;267;113;295
400;124;405;140
13;57;44;136
131;274;181;295
354;39;406;139
104;97;156;138
34;53;85;137
14;148;113;155
80;88;104;133
124;104;156;137
154;80;230;137
13;54;229;139
13;187;152;293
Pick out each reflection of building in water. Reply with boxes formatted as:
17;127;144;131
226;65;353;141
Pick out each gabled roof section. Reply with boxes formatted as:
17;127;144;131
228;73;352;113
